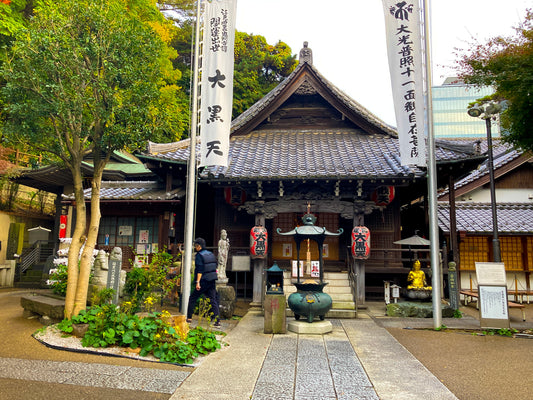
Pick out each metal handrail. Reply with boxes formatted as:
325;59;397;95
19;247;39;273
345;248;358;317
18;240;55;273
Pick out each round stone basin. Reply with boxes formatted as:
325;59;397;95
405;289;432;301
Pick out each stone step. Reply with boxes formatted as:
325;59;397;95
327;293;353;302
15;281;43;289
23;270;43;278
332;301;356;310
282;271;357;318
323;286;352;294
286;308;357;319
324;272;350;280
327;308;357;318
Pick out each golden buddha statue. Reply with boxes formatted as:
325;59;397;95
407;260;432;290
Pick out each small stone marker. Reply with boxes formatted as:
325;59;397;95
107;247;122;304
448;262;459;310
264;294;286;334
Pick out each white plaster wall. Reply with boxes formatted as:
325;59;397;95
459;188;533;203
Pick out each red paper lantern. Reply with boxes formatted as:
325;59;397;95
371;186;395;206
351;226;370;260
224;187;246;206
250;226;268;259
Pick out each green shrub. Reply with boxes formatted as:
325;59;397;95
49;263;68;296
124;248;178;311
56;305;222;365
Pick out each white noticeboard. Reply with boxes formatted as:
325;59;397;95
475;262;506;285
231;255;251;272
479;286;509;320
475;262;509;329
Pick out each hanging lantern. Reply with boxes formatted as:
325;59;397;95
224;187;246;206
250;226;268;259
351;226;370;260
371;186;395;206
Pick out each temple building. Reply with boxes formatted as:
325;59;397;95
13;44;487;309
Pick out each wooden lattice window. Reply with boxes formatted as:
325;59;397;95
526;237;533;271
459;236;489;270
501;236;523;271
273;213;296;259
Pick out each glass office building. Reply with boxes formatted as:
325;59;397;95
432;78;498;138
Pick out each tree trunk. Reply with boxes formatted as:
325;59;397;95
64;168;87;319
72;153;108;316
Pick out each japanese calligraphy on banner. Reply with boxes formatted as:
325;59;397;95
200;0;237;167
382;1;426;167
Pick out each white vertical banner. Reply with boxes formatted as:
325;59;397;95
382;0;426;167
200;0;237;167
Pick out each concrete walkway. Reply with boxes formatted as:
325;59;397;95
170;310;457;400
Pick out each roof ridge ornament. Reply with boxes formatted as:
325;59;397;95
299;41;313;64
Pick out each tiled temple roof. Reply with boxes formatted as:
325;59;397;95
140;55;483;182
438;202;533;233
438;139;532;198
63;181;185;201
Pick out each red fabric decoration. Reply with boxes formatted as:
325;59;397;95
59;215;68;238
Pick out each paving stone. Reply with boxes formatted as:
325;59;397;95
256;365;295;383
142;378;182;394
252;382;294;400
295;372;336;398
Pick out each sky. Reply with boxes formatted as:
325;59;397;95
235;0;531;127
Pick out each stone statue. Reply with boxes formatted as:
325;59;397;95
92;250;109;287
110;246;122;261
299;41;313;64
407;260;432;290
217;229;229;283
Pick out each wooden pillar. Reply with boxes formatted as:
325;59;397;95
448;174;460;288
251;202;266;309
353;203;365;305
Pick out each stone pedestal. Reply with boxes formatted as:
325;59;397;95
264;294;286;334
386;301;455;318
217;284;236;319
287;320;332;334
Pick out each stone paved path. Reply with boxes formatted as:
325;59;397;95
0;357;191;394
251;320;379;400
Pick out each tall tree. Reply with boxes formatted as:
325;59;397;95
456;9;533;151
233;32;297;116
1;0;182;317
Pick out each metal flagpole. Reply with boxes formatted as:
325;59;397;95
422;0;442;328
181;0;202;316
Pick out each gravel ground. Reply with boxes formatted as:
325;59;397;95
384;303;533;400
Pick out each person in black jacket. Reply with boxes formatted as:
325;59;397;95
186;237;221;326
